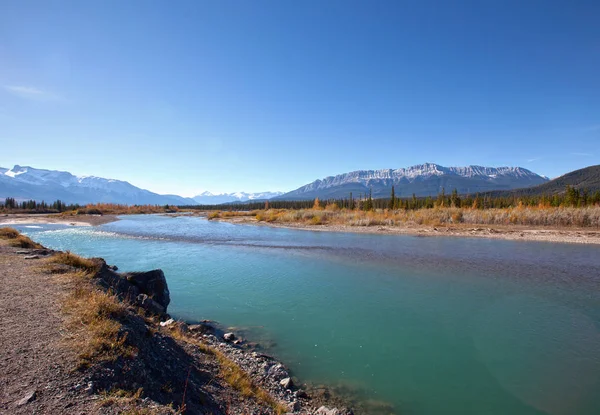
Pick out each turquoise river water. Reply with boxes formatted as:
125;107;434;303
12;215;600;415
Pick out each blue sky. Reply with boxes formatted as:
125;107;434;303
1;1;598;196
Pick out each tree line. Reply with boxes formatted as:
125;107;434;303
3;185;598;214
1;197;79;213
182;185;600;212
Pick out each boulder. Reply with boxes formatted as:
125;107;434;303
223;332;235;341
123;270;170;310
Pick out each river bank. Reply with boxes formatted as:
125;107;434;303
209;214;600;245
0;213;119;227
0;228;352;414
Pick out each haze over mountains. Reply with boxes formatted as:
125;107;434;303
276;163;549;200
193;191;284;205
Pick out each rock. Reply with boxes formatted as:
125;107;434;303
160;318;175;327
267;363;288;380
316;406;340;415
188;324;214;335
123;269;170;310
280;377;293;389
287;400;299;411
23;255;39;260
16;390;36;406
137;294;165;315
15;250;31;254
223;332;235;341
296;389;308;398
108;265;118;271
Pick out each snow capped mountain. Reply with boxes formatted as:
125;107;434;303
193;191;284;205
0;165;196;205
276;163;549;200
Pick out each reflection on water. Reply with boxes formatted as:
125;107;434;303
13;215;600;415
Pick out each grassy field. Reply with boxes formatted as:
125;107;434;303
208;205;600;228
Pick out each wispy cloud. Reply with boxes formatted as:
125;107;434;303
526;157;541;163
3;85;59;101
571;152;594;157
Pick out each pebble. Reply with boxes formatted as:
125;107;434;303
16;390;36;406
160;318;175;327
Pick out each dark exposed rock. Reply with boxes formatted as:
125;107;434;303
296;389;308;399
92;260;170;317
224;332;236;342
123;270;170;310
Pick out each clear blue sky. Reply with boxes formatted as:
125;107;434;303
1;0;598;196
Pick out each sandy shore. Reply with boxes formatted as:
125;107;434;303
214;215;600;245
0;213;119;227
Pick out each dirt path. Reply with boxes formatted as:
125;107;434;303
0;241;95;413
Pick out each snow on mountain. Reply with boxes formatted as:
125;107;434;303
276;163;549;200
193;191;284;205
0;165;196;205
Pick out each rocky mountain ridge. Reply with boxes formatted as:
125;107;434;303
276;163;549;200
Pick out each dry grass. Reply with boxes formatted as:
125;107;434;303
99;388;178;414
0;227;20;239
54;263;135;369
0;227;44;248
249;206;600;228
59;203;180;216
207;211;256;220
170;326;287;414
49;251;100;272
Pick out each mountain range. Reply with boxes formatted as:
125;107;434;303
275;163;549;200
0;163;556;206
0;165;197;206
193;191;284;205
